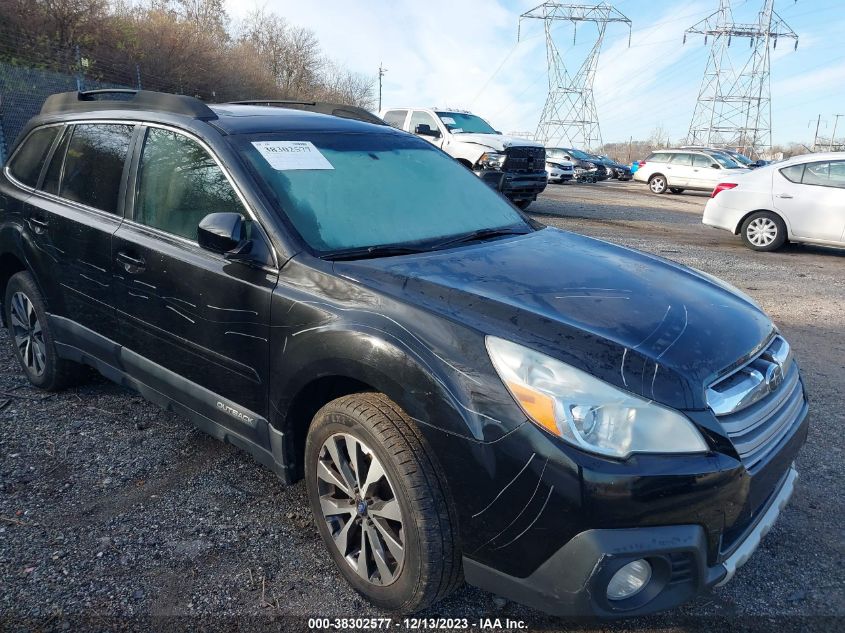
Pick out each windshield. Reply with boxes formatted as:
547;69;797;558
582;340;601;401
711;153;742;169
435;112;498;134
562;148;591;160
729;152;753;166
233;132;529;255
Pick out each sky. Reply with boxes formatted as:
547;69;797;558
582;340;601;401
225;0;845;147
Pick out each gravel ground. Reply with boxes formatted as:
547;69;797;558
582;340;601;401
1;180;843;632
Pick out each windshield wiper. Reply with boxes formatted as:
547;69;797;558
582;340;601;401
429;226;530;250
322;245;429;261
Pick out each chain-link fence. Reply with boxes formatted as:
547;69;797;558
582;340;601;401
0;60;133;163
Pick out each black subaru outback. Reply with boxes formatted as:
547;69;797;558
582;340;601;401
0;90;807;618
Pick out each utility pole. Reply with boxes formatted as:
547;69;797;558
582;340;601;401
518;2;632;151
378;62;387;112
812;114;822;152
685;0;798;158
830;114;843;151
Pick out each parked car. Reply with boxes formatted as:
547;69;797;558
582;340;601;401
594;154;633;180
380;107;546;209
634;148;749;194
1;90;807;618
546;147;609;181
703;152;845;251
545;157;575;183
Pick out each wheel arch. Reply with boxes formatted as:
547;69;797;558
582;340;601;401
733;208;790;236
272;327;494;482
0;251;27;326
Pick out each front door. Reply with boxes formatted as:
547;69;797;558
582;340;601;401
774;160;845;242
112;125;278;436
408;111;444;149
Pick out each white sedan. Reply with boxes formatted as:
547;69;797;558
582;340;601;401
702;152;845;251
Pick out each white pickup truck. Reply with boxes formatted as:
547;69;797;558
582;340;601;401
379;107;547;209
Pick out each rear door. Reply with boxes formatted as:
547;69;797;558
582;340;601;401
774;160;845;242
112;124;277;434
24;122;134;343
666;153;694;187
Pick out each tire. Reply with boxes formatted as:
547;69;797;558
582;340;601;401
740;211;787;251
669;187;685;194
515;200;532;210
305;393;462;613
648;174;668;194
4;271;80;390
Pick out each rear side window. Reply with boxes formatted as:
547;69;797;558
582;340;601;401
802;161;845;188
61;124;134;214
134;127;243;240
7;126;60;187
382;110;408;129
669;153;693;166
647;152;670;163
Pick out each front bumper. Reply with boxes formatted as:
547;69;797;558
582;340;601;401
476;169;548;200
464;466;799;618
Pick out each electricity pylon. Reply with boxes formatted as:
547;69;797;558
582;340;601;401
685;0;798;157
519;2;631;150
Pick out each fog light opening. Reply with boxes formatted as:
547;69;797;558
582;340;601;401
607;559;652;601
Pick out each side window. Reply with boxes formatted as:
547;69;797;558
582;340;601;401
135;127;244;241
409;111;439;135
7;126;60;188
382;110;408;129
42;127;71;195
647;152;669;163
61;124;133;214
779;164;804;183
669;153;693;166
802;161;845;188
692;154;713;168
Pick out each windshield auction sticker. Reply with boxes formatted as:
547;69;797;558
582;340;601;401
252;140;334;170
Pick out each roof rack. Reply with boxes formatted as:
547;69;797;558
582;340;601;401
227;100;386;126
40;89;218;121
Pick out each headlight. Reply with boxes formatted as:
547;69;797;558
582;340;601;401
478;152;506;169
486;337;708;459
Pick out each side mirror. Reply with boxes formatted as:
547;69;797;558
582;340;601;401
754;160;767;167
415;124;440;138
711;163;721;169
198;212;253;260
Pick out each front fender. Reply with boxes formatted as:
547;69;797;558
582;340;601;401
272;324;520;445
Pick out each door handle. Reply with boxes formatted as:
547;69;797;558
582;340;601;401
116;251;146;273
776;193;794;199
28;217;49;234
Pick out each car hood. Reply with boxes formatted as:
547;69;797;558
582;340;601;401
335;228;773;410
546;160;574;168
449;133;544;151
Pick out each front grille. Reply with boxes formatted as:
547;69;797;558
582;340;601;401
503;146;545;173
708;336;807;469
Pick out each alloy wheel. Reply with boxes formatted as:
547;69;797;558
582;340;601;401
650;176;666;193
746;217;778;247
316;433;405;586
10;291;46;377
